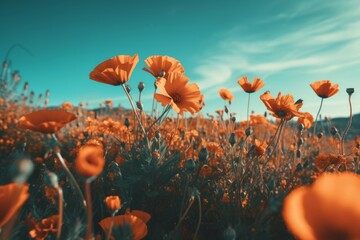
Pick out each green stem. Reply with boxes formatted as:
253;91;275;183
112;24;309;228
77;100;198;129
247;93;251;128
193;195;202;240
313;98;324;135
53;137;86;208
340;94;353;155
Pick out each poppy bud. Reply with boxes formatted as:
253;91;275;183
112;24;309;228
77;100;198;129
45;90;50;97
296;163;302;172
296;149;301;158
120;141;126;148
125;84;131;93
185;158;196;172
297;124;304;132
24;82;29;90
231;116;236;123
44;171;59;188
246;127;252;137
105;195;121;212
346;88;354;96
223;226;236;240
224;106;229;114
124;118;130;127
229;133;236;146
330;126;339;136
198;147;208;163
295;99;303;105
317;132;323;139
136;101;143;111
75;145;105;178
138;82;145;92
264;112;267;118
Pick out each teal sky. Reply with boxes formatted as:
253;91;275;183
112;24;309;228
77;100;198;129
1;0;359;120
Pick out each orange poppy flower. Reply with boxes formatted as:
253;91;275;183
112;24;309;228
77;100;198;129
61;102;73;111
105;196;121;212
18;109;76;134
283;173;360;240
28;215;60;240
154;73;202;115
99;212;149;240
297;112;314;129
90;54;139;85
0;183;29;227
237;76;264;93
219;88;234;102
310;80;339;98
142;55;185;78
105;100;113;106
260;91;303;120
75;144;105;178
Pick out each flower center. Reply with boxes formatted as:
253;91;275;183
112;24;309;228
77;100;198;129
276;110;286;118
172;93;181;103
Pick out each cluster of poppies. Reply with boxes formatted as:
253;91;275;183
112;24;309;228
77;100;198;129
0;54;358;240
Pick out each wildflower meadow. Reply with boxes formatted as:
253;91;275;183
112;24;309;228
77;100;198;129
0;51;358;240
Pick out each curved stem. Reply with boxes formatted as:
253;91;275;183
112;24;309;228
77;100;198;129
247;93;251;128
54;149;86;208
85;181;93;240
265;120;286;165
313;98;324;135
193;195;202;240
56;187;64;240
340;94;353;155
121;84;146;137
150;86;156;120
174;196;195;231
146;105;171;132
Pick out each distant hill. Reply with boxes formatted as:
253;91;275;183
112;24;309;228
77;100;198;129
318;113;360;139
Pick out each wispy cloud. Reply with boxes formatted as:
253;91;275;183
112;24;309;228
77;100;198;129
194;0;360;94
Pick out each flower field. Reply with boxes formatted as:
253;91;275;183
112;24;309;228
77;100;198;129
0;55;358;240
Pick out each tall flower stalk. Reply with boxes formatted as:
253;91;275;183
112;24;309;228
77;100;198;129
340;88;355;155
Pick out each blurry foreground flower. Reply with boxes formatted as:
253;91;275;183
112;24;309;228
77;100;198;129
0;183;29;227
75;144;105;178
18;109;76;134
142;55;185;78
283;173;360;240
90;54;139;85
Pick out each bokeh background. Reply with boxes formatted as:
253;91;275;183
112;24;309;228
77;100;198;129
1;0;359;119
